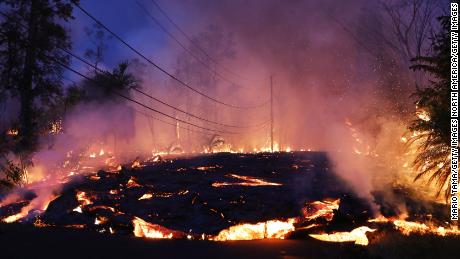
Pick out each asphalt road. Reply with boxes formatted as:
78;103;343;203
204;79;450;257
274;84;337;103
0;227;367;259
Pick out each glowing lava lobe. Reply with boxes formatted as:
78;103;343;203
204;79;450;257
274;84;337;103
301;198;340;221
212;174;282;187
309;226;376;246
210;218;296;241
132;217;184;239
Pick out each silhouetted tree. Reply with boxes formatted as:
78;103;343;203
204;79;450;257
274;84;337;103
81;61;140;102
84;23;112;69
408;16;450;198
79;61;140;155
0;0;77;187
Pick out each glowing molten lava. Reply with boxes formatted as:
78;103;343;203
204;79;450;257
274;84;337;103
72;191;93;213
210;218;297;241
131;159;142;168
6;129;19;136
302;198;340;221
138;193;153;200
396;220;460;236
2;194;58;223
76;191;92;206
309;226;376;246
126;177;141;188
367;216;460;236
132;217;184;239
212;174;282;187
2;210;29;223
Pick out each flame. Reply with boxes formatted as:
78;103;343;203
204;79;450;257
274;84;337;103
89;175;101;181
72;191;93;213
131;159;141;168
49;120;62;134
132;217;183;239
126;177;141;188
368;217;460;236
33;217;51;228
392;219;460;236
416;109;430;121
138;193;153;200
212;174;282;187
309;226;376;246
367;216;390;223
94;216;108;225
210;218;297;241
6;129;19;136
2;194;58;223
76;191;92;206
196;165;220;171
302;198;340;221
2;211;29;223
88;205;116;212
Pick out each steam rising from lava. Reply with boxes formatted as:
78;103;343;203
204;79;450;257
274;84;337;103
0;0;448;228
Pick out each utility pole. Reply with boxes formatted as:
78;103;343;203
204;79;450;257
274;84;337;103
270;75;274;153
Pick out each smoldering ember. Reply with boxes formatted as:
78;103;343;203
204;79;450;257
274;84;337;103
0;1;457;259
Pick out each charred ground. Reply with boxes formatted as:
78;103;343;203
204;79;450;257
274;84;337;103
0;152;457;259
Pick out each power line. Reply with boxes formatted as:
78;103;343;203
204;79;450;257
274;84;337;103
60;46;270;129
54;59;239;135
0;15;272;154
136;1;262;92
135;107;270;139
71;1;269;110
0;10;269;130
148;0;267;83
134;108;216;137
132;87;271;128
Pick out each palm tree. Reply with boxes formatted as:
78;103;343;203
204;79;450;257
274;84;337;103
408;16;451;198
83;61;140;102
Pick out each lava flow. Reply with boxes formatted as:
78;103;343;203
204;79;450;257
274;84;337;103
133;217;185;239
309;226;376;246
210;218;297;241
368;216;460;236
1;152;459;249
302;198;340;221
211;174;282;187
